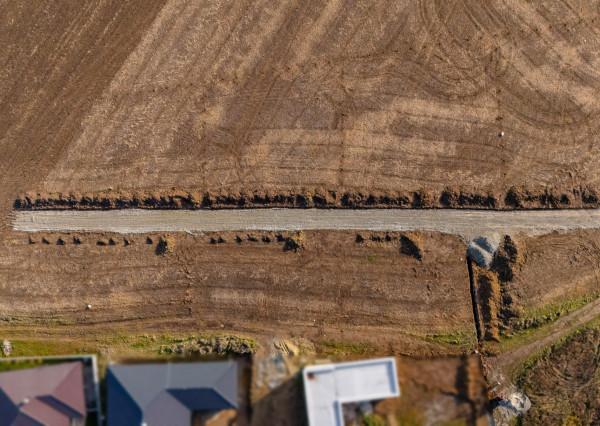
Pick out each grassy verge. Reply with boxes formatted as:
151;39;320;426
492;292;600;353
508;292;599;333
1;332;257;360
420;331;476;349
320;341;372;357
514;314;600;384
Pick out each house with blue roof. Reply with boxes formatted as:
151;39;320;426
106;361;238;426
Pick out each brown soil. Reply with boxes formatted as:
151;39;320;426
0;230;474;356
0;0;167;225
0;1;596;219
250;355;490;426
13;185;600;210
471;264;501;342
518;327;600;425
375;355;490;426
490;230;600;333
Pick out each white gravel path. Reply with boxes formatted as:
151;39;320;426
12;208;600;240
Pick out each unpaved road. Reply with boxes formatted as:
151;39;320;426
12;208;600;240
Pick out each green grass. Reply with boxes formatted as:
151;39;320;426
513;292;599;330
395;410;424;426
0;332;257;360
362;414;387;426
321;341;372;356
421;331;475;348
514;314;600;384
3;339;87;357
367;254;377;263
496;292;600;352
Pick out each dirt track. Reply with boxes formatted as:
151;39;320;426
13;208;600;241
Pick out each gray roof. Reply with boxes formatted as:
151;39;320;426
107;361;237;426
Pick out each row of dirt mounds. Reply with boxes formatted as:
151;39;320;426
25;231;309;254
0;229;474;356
13;185;600;210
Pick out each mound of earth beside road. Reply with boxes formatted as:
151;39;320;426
0;230;475;356
14;185;600;211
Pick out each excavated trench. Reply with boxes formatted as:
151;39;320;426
467;258;483;343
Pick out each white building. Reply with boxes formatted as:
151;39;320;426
303;357;400;426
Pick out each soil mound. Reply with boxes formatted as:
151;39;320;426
14;185;600;211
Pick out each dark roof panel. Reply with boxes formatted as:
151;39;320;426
107;361;238;426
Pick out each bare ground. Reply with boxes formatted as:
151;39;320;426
0;230;475;356
3;0;595;204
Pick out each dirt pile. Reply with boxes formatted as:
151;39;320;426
14;185;600;210
472;264;502;341
470;235;527;339
399;233;423;261
374;355;491;425
493;231;600;336
283;231;306;252
161;335;257;356
156;234;175;255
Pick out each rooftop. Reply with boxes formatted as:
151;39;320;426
303;357;400;426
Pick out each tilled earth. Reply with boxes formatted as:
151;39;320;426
0;1;599;213
0;230;474;356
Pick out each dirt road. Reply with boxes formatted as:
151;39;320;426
12;208;600;240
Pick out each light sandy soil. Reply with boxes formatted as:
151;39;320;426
14;208;600;241
30;0;600;200
0;0;167;225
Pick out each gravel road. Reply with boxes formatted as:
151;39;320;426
12;208;600;240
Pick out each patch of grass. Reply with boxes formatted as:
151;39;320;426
161;334;257;355
497;294;600;355
510;292;600;332
1;333;256;361
362;414;386;426
395;410;424;426
3;339;86;358
561;414;584;426
321;341;372;356
514;315;600;384
421;332;475;348
367;254;376;263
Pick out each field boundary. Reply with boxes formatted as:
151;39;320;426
13;185;600;211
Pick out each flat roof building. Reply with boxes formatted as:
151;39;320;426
303;357;400;426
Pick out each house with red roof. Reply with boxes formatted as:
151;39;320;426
0;362;86;426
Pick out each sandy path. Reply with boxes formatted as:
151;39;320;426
11;208;600;240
